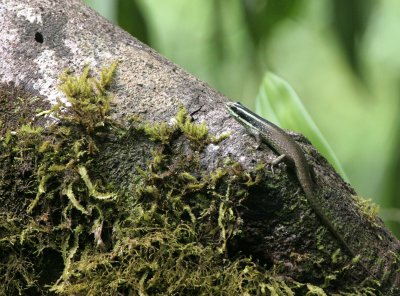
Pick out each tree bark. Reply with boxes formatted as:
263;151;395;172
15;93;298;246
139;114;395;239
0;0;399;294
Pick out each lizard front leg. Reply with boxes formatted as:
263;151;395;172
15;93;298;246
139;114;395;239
267;154;287;174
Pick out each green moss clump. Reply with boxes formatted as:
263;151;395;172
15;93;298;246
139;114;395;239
54;61;117;135
174;105;229;148
142;105;229;149
0;63;120;295
352;195;380;225
143;121;175;145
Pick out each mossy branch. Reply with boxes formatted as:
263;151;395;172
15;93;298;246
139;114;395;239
0;63;385;295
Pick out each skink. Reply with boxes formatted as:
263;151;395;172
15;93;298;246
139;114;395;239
226;102;354;258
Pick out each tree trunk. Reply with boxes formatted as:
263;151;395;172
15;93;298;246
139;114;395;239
0;0;399;295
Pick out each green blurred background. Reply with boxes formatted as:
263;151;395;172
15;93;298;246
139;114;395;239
84;0;400;236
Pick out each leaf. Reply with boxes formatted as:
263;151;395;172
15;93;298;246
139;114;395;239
331;0;373;80
116;0;149;44
255;72;348;181
241;0;302;47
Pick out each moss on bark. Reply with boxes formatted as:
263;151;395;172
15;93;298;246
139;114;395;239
0;64;383;295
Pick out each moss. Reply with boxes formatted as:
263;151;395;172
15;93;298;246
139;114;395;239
0;63;121;294
143;121;175;145
352;195;380;226
174;105;230;149
0;83;50;135
0;63;383;295
142;105;229;150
